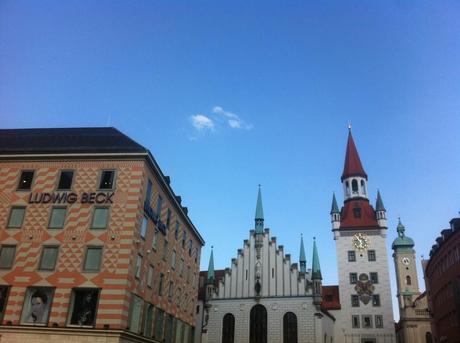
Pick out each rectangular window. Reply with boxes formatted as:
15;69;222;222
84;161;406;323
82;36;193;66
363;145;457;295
177;288;182;305
372;294;381;307
158;273;164;296
7;207;26;228
375;315;383;328
21;286;54;325
179;258;184;277
39;246;59;270
348;251;356;262
57;170;74;190
370;272;379;284
144;303;154;337
135;254;142;279
17;170;34;190
128;294;143;333
368;250;376;261
182;231;186;248
147;265;154;288
145;180;153;205
349;273;357;284
156;195;163;219
175;222;179;240
0;245;16;269
68;288;100;327
99;170;115;190
362;315;372;328
166;209;171;229
186;266;191;283
168;281;174;301
83;246;102;271
352;315;360;328
162;240;168;261
351;294;360;307
152;229;159;250
91;207;109;229
140;216;148;239
0;286;10;323
188;239;193;256
171;250;176;269
154;308;164;340
48;207;66;229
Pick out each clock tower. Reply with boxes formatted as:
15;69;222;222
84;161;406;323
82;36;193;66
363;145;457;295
330;128;395;343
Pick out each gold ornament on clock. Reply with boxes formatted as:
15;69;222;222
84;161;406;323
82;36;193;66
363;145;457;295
352;233;369;251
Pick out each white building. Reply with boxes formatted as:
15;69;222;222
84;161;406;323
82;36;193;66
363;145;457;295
329;129;395;343
197;187;336;343
196;129;396;343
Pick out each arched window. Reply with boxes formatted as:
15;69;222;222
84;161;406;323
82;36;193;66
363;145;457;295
360;180;366;194
250;304;267;343
222;313;235;343
345;181;350;195
406;276;412;285
283;312;297;343
425;332;433;343
351;179;358;193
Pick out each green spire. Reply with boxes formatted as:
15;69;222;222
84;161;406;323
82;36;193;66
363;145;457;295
255;185;264;234
376;190;386;212
330;192;340;214
311;238;322;280
207;246;215;284
299;234;306;273
397;218;405;238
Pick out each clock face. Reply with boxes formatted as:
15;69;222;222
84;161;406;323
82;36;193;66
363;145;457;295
402;257;411;266
352;233;369;251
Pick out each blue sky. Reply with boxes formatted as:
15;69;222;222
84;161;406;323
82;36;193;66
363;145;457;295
1;1;460;320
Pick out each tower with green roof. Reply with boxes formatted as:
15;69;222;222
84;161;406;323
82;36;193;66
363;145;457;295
311;238;323;306
299;234;306;274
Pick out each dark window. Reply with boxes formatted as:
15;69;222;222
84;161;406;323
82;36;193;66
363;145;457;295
351;295;359;307
188;239;193;256
162;240;168;261
222;313;235;343
348;251;356;262
166;209;171;229
91;207;109;229
48;207;66;229
39;246;59;270
168;281;174;301
17;170;34;190
57;170;74;190
362;315;372;328
175;222;179;240
426;332;433;343
99;170;115;190
144;303;154;337
350;273;358;284
7;207;26;228
368;250;376;261
370;272;378;284
0;286;10;323
372;294;381;307
145;180;153;205
20;286;54;324
156;195;163;219
283;312;298;343
353;207;361;218
83;246;102;271
158;273;164;295
68;288;99;326
351;179;358;193
375;315;383;328
352;315;360;328
250;304;267;343
154;308;164;340
164;313;173;342
406;275;412;285
0;245;16;269
182;231;187;248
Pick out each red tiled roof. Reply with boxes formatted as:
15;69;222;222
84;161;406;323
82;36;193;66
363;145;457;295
322;285;341;310
340;199;379;229
341;131;367;181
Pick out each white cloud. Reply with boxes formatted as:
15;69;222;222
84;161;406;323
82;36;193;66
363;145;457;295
212;106;253;130
190;114;214;130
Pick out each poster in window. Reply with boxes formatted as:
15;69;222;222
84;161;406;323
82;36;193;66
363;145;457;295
69;288;99;326
0;286;10;322
21;287;54;325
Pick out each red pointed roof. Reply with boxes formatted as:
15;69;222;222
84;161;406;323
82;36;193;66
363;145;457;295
340;199;379;229
341;130;367;181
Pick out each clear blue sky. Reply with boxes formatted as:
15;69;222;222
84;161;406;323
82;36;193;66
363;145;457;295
1;1;460;321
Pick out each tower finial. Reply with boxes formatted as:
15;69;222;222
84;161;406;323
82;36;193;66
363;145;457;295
299;234;306;273
207;247;215;284
348;123;352;131
312;238;322;280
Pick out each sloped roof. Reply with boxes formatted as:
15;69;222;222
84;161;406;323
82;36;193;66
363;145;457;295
322;285;341;310
340;199;379;229
341;131;367;181
0;127;147;155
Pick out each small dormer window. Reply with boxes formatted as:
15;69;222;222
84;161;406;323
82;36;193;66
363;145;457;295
353;207;361;218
